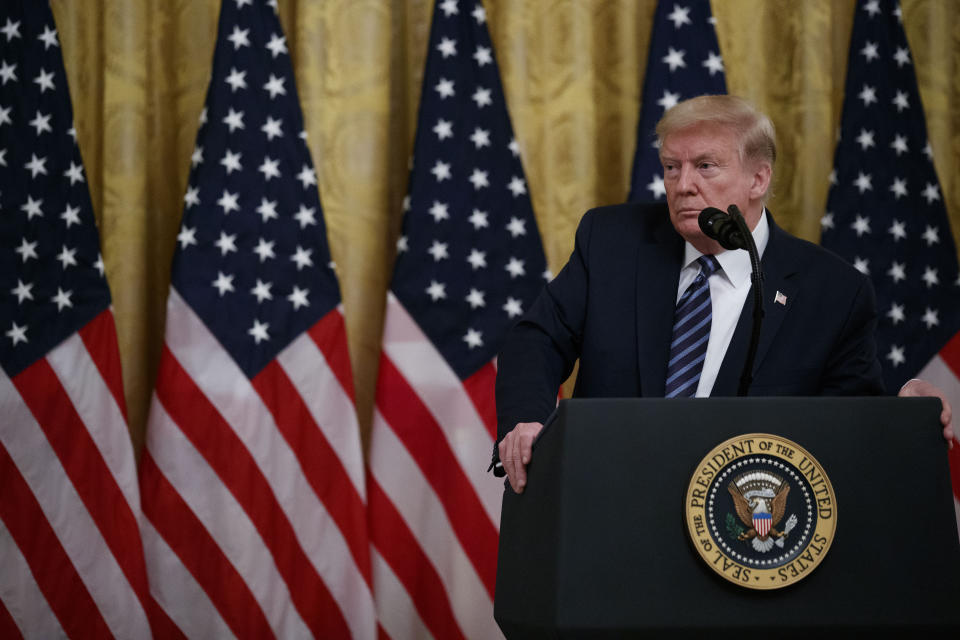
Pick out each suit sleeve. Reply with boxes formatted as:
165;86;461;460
819;272;885;395
495;209;596;439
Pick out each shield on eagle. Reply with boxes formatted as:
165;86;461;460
753;512;772;537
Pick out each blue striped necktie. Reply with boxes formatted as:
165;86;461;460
665;255;721;398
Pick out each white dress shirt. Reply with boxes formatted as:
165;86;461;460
675;211;770;397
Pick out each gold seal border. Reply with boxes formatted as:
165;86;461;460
684;433;837;590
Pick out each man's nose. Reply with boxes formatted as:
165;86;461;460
676;164;697;193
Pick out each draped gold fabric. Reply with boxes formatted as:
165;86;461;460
49;0;960;457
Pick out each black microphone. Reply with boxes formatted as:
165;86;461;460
698;207;748;250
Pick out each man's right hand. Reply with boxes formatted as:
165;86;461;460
498;422;544;493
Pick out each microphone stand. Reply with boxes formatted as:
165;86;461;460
727;205;764;397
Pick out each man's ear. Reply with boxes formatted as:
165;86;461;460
749;162;772;200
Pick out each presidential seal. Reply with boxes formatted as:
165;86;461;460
684;434;837;590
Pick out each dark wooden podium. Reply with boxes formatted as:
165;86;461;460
494;398;960;637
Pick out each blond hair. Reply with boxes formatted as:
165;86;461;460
656;95;776;194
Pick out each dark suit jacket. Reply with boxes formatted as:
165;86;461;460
495;203;884;439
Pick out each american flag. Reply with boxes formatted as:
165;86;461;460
368;0;550;637
0;2;177;637
137;0;376;637
820;0;960;529
628;0;726;203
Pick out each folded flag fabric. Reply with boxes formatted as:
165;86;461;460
820;0;960;532
137;1;376;637
368;1;551;637
0;1;174;637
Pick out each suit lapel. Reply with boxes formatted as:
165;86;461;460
713;214;801;396
636;217;683;397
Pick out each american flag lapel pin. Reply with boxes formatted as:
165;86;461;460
774;291;787;306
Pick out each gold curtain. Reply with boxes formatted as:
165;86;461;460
49;0;960;457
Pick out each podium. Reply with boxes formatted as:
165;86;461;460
495;398;960;637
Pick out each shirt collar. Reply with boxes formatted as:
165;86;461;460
682;208;770;288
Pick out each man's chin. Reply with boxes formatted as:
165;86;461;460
671;214;704;240
673;215;725;249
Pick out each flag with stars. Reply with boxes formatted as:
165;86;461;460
137;1;376;637
0;2;180;638
820;0;960;532
628;0;726;203
367;1;549;637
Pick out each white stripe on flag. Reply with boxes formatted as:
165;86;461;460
140;517;234;640
917;353;960;412
146;396;312;638
381;293;501;527
162;291;375;638
370;408;501;639
46;333;140;511
0;366;151;640
371;546;433;640
0;518;66;640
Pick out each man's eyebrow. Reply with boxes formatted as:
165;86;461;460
659;151;722;164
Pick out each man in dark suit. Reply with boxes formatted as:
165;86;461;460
495;95;953;493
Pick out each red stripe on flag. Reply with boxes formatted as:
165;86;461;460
0;441;111;638
0;588;24;640
375;354;498;597
12;358;172;635
377;622;392;640
251;358;372;584
140;451;272;640
308;308;356;401
368;476;466;640
154;345;351;639
77;309;129;422
462;361;498;440
937;332;960;379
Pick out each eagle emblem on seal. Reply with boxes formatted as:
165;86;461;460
728;471;798;553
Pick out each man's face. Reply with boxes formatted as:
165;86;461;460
660;122;767;247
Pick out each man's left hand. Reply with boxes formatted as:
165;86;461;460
899;378;955;448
